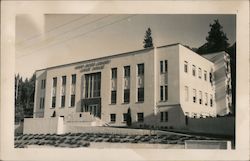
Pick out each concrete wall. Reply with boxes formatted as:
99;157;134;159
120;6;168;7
179;45;216;117
187;116;234;136
23;117;64;134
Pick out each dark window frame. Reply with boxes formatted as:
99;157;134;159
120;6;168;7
137;87;144;102
124;89;130;103
111;90;117;104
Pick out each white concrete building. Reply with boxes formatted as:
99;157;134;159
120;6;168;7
33;43;231;129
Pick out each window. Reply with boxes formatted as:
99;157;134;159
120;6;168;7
61;95;65;107
160;112;164;122
193;89;196;103
70;94;75;107
184;61;188;73
62;76;66;85
165;60;168;73
160;60;168;73
205;93;208;106
198;68;202;79
124;89;130;103
110;114;116;122
41;79;46;89
111;68;117;79
192;65;196;76
160;61;164;73
123;113;127;122
160;112;168;122
111;90;117;104
209;72;213;83
160;86;164;101
40;97;45;109
165;85;168;101
137;113;144;122
210;94;213;107
72;74;76;84
204;71;207;81
184;86;189;101
199;91;202;104
52;96;56;108
137;88;144;102
137;63;144;75
53;77;57;87
124;66;130;77
164;112;168;122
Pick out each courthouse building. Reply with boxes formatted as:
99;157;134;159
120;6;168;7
33;43;232;129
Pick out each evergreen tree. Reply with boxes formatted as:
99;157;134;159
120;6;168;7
197;19;230;54
143;27;154;48
126;107;132;126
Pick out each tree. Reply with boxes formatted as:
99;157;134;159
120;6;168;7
126;107;132;126
197;19;230;54
143;27;154;48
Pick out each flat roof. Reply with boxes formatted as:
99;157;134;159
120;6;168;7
35;43;219;72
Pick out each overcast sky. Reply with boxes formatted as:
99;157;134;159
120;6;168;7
16;14;236;78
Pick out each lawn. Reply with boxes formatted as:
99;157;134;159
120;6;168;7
14;132;218;148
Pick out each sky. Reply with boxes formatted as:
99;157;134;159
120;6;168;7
15;14;236;79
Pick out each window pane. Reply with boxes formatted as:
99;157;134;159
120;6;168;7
71;94;75;107
52;96;56;107
53;77;57;87
111;90;117;104
160;86;164;101
137;113;144;122
123;113;127;122
62;76;66;85
160;112;164;122
184;61;188;73
124;66;130;77
165;85;168;101
165;60;168;72
124;89;130;103
72;74;76;84
61;95;65;107
192;65;196;76
160;61;163;73
138;88;144;102
111;68;117;79
110;114;116;122
165;112;168;122
138;63;144;75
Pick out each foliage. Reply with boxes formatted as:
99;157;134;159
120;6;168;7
15;73;36;122
197;19;230;54
126;107;132;126
143;27;154;48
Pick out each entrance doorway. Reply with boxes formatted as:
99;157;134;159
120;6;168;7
84;104;99;117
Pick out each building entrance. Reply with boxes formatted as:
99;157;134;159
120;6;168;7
85;104;99;117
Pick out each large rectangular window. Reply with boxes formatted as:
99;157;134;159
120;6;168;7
110;114;116;122
165;60;168;73
199;91;202;105
124;89;130;103
137;88;144;102
192;65;196;76
124;66;130;77
62;76;66;85
111;68;117;79
137;113;144;122
193;89;196;103
198;68;202;79
52;96;56;108
111;90;117;104
85;73;101;98
160;86;164;101
184;61;188;73
40;97;45;109
53;77;57;87
165;85;168;101
137;63;144;75
41;79;46;89
205;93;208;106
70;94;75;107
204;70;207;81
61;95;65;107
72;74;76;84
210;94;213;107
160;61;164;73
123;113;127;122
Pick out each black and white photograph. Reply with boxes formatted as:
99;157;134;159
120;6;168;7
1;1;249;161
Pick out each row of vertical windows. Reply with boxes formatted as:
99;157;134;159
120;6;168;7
110;113;144;123
184;86;213;107
51;74;76;108
184;61;211;82
111;64;144;104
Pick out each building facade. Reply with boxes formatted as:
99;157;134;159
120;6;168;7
33;43;231;129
